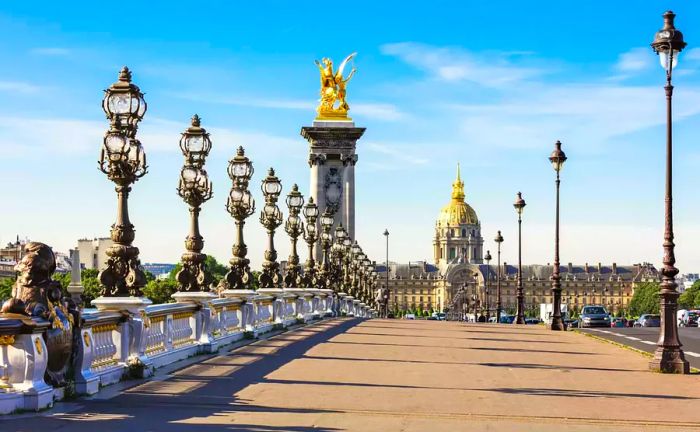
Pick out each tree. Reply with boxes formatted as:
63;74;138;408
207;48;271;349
0;277;14;302
679;280;700;310
142;279;179;304
629;282;660;317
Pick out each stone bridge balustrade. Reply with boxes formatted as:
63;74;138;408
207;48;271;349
0;288;368;415
0;315;52;415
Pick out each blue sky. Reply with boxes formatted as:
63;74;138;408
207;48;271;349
2;1;700;273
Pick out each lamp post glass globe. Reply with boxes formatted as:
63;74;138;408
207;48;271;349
651;11;686;72
227;146;254;184
179;115;212;166
513;192;526;215
262;168;282;197
102;67;147;131
549;140;567;172
286;184;305;211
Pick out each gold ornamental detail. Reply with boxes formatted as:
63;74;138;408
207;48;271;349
34;337;42;355
83;332;91;348
315;53;357;121
0;335;15;345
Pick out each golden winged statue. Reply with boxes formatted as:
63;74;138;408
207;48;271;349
314;53;357;121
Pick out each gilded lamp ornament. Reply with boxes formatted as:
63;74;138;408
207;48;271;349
258;168;283;288
176;115;214;292
314;53;357;121
284;184;305;288
302;197;319;288
221;146;255;291
98;67;149;297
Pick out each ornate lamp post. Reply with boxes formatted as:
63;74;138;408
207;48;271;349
649;10;689;374
221;146;255;291
302;197;319;287
495;231;504;323
259;168;283;288
548;140;567;330
316;209;334;288
284;184;305;288
96;67;148;302
174;115;213;294
383;229;390;317
342;237;353;293
362;257;372;301
332;224;348;291
513;192;526;324
485;250;492;322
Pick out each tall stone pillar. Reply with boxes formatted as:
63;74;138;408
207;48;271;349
67;248;83;305
301;121;365;260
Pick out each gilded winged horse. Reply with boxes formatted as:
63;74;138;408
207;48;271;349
314;53;357;118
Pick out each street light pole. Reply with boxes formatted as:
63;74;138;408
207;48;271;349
513;192;526;325
383;228;389;318
485;250;492;322
549;140;567;331
495;231;503;324
650;10;689;374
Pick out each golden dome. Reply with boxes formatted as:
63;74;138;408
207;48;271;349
436;164;478;226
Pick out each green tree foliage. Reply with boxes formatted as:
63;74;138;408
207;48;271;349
80;269;102;308
629;282;660;317
142;279;179;304
0;277;15;302
679;280;700;310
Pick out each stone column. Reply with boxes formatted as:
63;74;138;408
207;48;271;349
343;155;358;240
67;248;83;305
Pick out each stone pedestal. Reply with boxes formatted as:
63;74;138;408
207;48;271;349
172;291;218;351
302;121;365;260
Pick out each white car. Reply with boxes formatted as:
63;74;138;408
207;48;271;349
405;313;416;320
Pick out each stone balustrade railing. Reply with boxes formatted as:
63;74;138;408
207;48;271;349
0;290;373;415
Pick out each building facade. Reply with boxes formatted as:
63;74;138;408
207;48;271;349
377;167;658;315
77;237;113;271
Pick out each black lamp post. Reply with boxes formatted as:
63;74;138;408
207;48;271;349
513;192;526;324
97;67;148;298
258;168;283;288
549;140;567;330
284;184;305;288
302;197;319;288
317;208;335;289
221;146;255;291
649;10;689;374
383;229;390;317
485;250;492;322
494;231;504;323
175;115;213;292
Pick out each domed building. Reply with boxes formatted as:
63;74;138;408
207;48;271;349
433;165;484;269
376;164;654;317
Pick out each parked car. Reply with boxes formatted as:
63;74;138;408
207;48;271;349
610;317;626;328
499;315;515;324
634;314;660;327
405;313;416;320
387;312;395;319
525;318;541;325
579;305;611;328
435;312;446;321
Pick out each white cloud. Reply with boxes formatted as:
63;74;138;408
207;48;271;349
352;103;405;121
684;48;700;62
364;141;429;166
30;47;70;56
0;81;40;94
381;42;544;87
615;47;653;73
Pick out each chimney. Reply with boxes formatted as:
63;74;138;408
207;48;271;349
585;263;589;273
612;262;617;274
597;262;602;273
568;262;573;273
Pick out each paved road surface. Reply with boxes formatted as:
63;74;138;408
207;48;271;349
3;319;700;431
580;326;700;368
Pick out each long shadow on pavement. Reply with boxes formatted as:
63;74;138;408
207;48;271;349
2;319;361;432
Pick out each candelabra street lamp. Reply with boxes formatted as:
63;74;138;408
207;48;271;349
342;236;352;293
650;10;689;374
97;67;148;299
549;140;567;330
317;209;335;289
284;184;305;288
331;224;348;292
383;229;390;318
221;146;255;290
175;115;213;293
495;231;504;323
259;168;283;288
485;250;492;322
302;197;319;287
513;192;526;324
